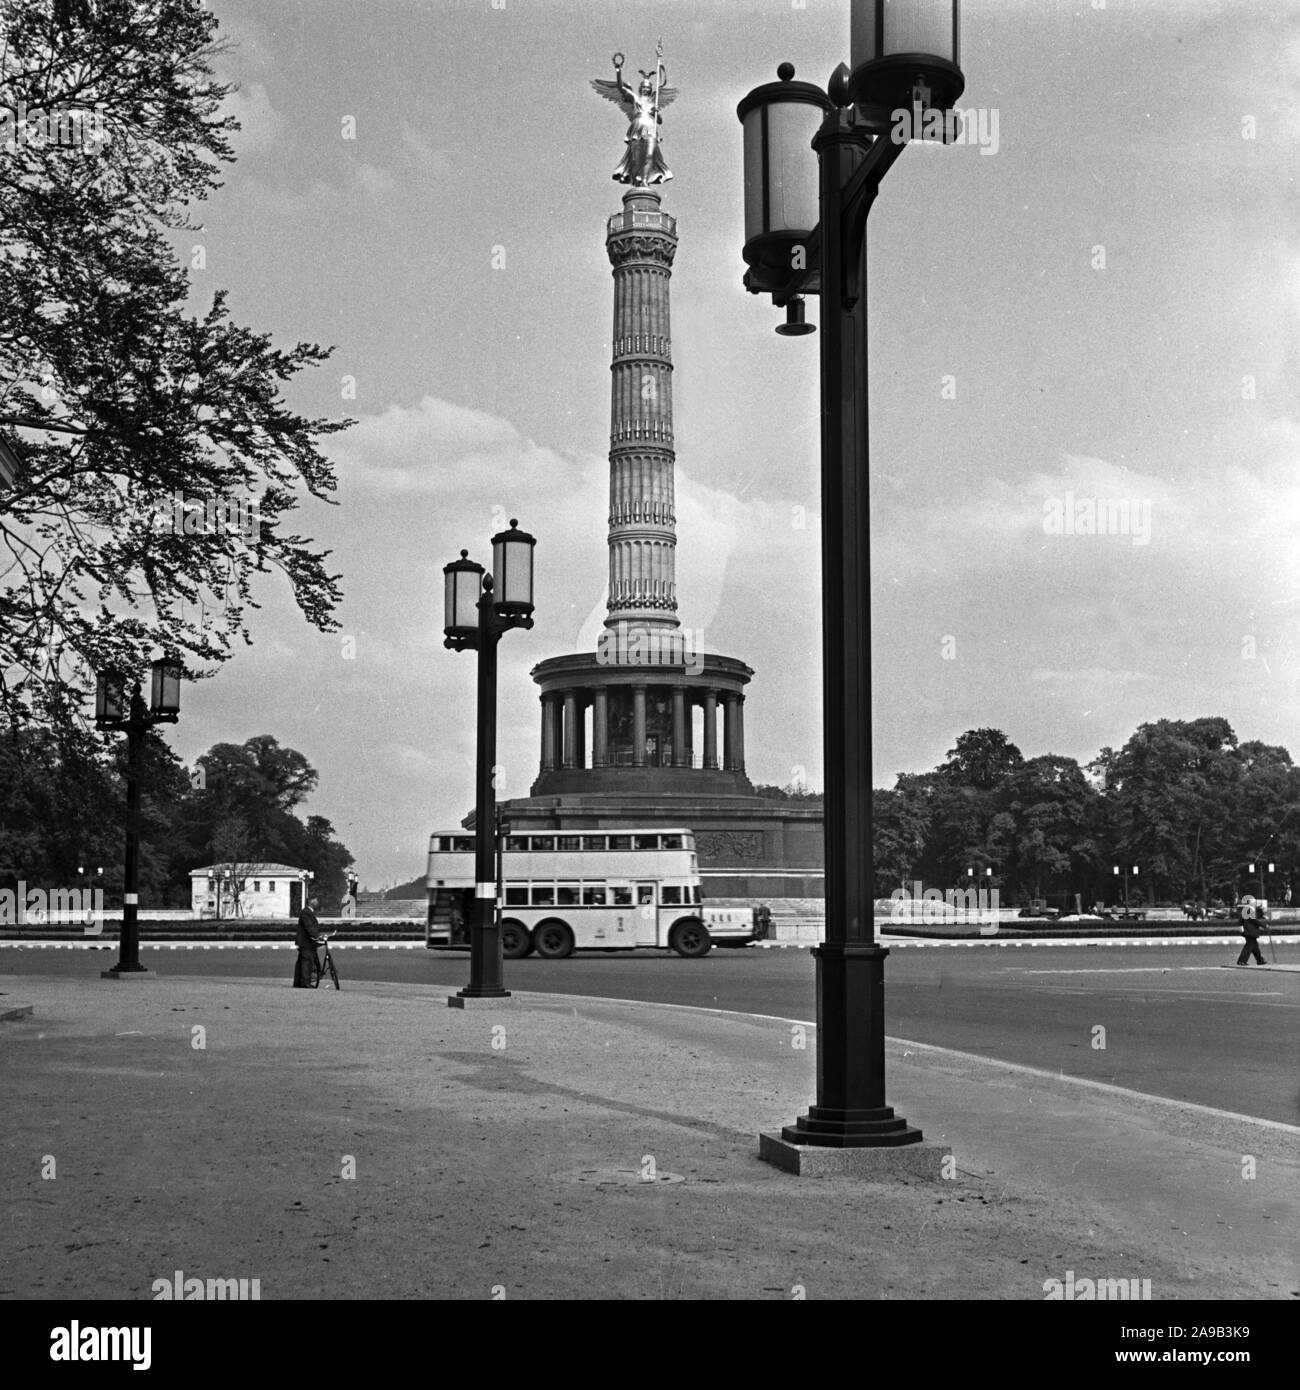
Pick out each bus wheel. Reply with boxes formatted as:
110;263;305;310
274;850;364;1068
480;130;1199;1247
501;919;531;960
669;918;711;958
533;920;574;960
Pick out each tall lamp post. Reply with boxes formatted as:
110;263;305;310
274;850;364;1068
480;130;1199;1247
442;520;536;1003
1247;860;1273;902
94;655;181;978
740;1;964;1171
1113;863;1138;914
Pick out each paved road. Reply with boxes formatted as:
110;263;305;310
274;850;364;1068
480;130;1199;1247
3;940;1296;1125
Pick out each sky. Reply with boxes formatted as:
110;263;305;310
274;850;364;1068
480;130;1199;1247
160;0;1300;888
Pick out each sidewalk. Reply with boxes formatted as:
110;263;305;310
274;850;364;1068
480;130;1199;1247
1;971;1295;1300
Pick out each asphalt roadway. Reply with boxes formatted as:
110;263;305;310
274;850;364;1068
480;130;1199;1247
3;937;1296;1126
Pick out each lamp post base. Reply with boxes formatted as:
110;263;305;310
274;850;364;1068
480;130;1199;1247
759;1132;949;1178
448;990;514;1008
100;966;158;981
780;1103;923;1146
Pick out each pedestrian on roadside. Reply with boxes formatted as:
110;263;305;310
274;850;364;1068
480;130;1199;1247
294;894;323;987
1235;897;1267;967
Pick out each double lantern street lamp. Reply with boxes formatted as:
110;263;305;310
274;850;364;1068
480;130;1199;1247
1113;864;1139;914
442;520;536;1002
739;0;965;1170
94;655;182;978
1247;861;1274;902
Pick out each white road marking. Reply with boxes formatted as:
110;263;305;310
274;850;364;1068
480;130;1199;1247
512;990;1300;1136
1013;966;1264;975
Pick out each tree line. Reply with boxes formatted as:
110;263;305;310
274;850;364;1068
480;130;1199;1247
874;721;1299;906
0;728;353;910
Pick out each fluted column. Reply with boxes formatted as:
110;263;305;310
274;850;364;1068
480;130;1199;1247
593;688;608;767
541;695;557;773
632;685;647;768
672;687;686;767
703;689;718;770
735;693;746;773
606;189;679;633
723;693;739;770
562;690;577;770
575;694;587;769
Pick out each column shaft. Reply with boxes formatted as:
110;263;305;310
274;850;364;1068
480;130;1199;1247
632;686;647;768
593;688;608;767
562;691;576;770
672;687;686;767
703;690;717;770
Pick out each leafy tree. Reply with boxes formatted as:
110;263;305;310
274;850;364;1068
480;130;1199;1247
872;785;929;897
0;0;348;724
996;755;1102;901
1093;718;1241;902
183;734;350;902
940;728;1024;790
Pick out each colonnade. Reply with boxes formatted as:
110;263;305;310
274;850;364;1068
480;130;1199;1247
538;684;746;774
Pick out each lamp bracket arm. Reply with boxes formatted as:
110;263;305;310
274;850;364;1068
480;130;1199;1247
838;133;903;308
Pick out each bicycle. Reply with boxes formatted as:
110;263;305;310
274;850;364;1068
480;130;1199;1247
312;932;341;990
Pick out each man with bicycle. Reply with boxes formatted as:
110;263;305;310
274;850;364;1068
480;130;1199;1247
294;894;324;987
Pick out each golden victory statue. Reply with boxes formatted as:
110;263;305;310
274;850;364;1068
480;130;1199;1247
591;40;678;186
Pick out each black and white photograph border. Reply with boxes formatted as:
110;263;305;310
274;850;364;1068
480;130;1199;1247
0;0;1296;1354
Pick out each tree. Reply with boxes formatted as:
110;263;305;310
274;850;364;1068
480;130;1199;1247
0;0;348;724
940;728;1024;790
997;755;1102;901
184;734;350;902
872;785;929;897
1091;718;1244;902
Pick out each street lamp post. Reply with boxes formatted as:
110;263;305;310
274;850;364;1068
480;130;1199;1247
740;1;964;1171
443;521;536;1002
1113;863;1138;914
94;655;181;978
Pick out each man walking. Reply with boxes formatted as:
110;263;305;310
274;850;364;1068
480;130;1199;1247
294;894;323;987
1235;897;1267;967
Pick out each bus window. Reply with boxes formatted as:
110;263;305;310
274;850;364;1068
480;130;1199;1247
453;836;474;852
583;885;607;906
504;886;528;906
637;884;655;906
661;835;683;849
581;835;607;851
608;835;631;851
634;835;658;850
610;885;633;906
532;836;555;853
531;885;555;906
558;835;582;852
661;886;682;905
556;882;580;905
505;836;529;852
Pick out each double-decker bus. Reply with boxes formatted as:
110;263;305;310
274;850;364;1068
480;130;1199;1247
425;827;752;958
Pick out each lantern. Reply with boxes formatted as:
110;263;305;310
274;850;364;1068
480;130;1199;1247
490;519;536;619
150;656;182;717
848;0;964;124
443;550;484;641
737;65;832;276
94;671;126;724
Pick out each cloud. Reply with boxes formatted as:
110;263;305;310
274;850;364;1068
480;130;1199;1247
333;395;585;499
357;163;397;199
401;127;454;179
222;83;282;155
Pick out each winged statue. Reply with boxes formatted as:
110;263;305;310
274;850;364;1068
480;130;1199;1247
590;42;679;186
